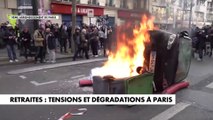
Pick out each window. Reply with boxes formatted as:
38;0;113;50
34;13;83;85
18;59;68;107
183;1;191;9
88;0;99;5
207;14;213;22
196;0;205;6
106;0;114;7
207;1;213;8
133;0;141;9
178;0;183;7
195;12;204;22
152;6;167;21
17;0;32;6
176;10;184;21
183;11;190;21
120;0;127;8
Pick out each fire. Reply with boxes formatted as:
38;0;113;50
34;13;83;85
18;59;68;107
92;15;155;78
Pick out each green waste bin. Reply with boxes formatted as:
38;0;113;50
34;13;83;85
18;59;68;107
125;73;154;94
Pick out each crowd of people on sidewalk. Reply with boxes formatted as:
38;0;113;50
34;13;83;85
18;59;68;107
0;20;113;64
191;24;213;61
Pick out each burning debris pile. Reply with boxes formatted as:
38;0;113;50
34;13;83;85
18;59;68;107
92;15;156;79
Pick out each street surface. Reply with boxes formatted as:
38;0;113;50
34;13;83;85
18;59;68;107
0;56;213;120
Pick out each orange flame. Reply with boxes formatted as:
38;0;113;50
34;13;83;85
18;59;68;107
93;15;155;78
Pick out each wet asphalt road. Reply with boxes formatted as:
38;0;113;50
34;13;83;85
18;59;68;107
0;57;213;120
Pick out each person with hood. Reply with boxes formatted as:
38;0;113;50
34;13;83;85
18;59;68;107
20;27;31;61
34;25;45;63
4;24;18;63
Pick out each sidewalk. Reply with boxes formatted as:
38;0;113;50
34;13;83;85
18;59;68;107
0;48;73;66
0;48;106;66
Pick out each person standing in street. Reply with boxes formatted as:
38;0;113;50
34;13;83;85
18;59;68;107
67;24;72;49
20;27;31;62
34;26;45;63
73;27;82;60
46;28;56;63
53;23;60;50
90;26;99;57
60;23;68;53
4;24;18;63
73;28;89;61
98;27;105;49
196;29;206;61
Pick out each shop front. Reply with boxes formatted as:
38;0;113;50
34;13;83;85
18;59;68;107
51;2;104;27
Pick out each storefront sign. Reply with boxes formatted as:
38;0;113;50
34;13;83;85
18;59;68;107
87;9;94;17
51;2;103;16
118;10;144;19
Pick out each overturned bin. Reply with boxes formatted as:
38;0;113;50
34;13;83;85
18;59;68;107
93;73;153;94
92;29;191;94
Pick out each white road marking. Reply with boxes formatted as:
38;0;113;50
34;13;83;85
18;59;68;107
19;75;26;79
30;80;57;86
71;75;85;79
8;58;107;75
150;102;191;120
206;82;213;89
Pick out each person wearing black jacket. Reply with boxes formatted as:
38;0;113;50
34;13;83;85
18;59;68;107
90;27;99;57
196;29;206;61
4;25;18;63
208;27;213;57
46;28;56;63
60;24;68;53
73;28;89;61
67;24;72;49
20;27;31;61
73;28;81;60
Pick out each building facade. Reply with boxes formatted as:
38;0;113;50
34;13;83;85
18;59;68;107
49;0;148;27
0;0;18;24
150;0;213;31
